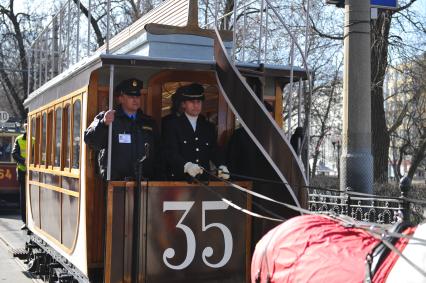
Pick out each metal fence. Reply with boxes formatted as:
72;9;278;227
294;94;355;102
307;178;425;225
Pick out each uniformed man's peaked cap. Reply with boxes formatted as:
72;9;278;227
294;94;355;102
115;78;143;96
176;83;205;101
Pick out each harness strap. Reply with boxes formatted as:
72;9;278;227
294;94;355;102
364;221;412;282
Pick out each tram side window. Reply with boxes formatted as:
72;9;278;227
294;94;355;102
47;110;53;166
54;108;62;167
41;112;47;165
30;117;36;165
63;105;71;169
0;136;12;162
72;100;81;169
35;116;41;165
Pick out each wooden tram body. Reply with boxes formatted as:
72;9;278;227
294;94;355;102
23;1;309;282
0;124;22;207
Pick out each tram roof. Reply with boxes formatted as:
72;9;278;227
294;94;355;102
24;52;308;111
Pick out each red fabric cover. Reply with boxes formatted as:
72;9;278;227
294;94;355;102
251;215;381;283
372;226;416;283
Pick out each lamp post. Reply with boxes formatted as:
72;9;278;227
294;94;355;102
332;136;341;179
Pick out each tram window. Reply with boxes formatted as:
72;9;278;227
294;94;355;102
63;105;71;169
72;100;81;169
30;117;36;165
47;110;53;166
35;115;41;165
41;112;47;165
0;136;12;162
54;108;62;167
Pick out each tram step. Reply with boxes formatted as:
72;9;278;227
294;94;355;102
10;247;28;260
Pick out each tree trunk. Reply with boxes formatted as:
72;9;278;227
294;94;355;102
407;133;426;180
370;11;392;183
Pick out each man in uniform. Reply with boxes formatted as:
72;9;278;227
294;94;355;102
12;124;27;229
162;83;229;180
84;78;158;180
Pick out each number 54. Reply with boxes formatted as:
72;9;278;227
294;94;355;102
163;201;233;270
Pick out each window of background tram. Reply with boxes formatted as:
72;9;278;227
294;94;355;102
0;136;12;162
72;100;81;169
54;107;62;168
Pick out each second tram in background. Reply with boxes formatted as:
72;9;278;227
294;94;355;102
0;121;23;209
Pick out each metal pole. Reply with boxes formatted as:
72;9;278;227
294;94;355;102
76;0;80;62
87;0;91;56
106;0;111;53
27;50;31;96
340;0;373;194
44;32;48;83
66;0;71;67
287;40;295;138
106;65;114;181
59;9;63;73
242;5;247;62
214;0;218;27
298;78;302;127
257;0;264;63
232;0;237;62
263;3;268;63
38;41;42;87
304;0;310;60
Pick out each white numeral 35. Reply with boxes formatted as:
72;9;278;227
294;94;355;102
162;201;233;270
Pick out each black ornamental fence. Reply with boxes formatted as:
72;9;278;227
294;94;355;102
306;177;425;225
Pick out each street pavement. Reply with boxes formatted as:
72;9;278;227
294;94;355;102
0;211;41;283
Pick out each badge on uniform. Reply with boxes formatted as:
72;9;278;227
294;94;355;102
119;134;131;143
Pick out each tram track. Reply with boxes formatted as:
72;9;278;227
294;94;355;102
0;213;42;283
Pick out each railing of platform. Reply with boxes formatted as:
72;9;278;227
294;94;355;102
306;180;425;225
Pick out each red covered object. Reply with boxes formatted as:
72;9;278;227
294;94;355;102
251;215;381;283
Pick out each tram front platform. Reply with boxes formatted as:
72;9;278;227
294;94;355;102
0;211;42;283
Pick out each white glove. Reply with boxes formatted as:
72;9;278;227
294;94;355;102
218;165;230;180
184;162;203;177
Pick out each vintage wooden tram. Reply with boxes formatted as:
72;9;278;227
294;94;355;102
0;122;23;209
23;0;309;282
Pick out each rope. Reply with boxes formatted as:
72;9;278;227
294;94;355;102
191;178;284;222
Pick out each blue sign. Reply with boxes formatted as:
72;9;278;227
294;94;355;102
371;0;398;9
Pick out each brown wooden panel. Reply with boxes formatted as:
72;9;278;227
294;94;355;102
62;194;79;248
105;181;251;283
30;184;40;227
40;188;61;241
110;187;126;283
86;75;106;269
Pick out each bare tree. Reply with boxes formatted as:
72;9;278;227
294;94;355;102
0;0;43;119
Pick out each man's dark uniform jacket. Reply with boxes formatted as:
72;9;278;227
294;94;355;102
163;114;222;180
84;106;158;180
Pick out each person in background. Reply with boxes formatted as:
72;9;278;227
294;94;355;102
84;78;158;181
290;126;304;156
12;124;28;229
162;83;229;181
161;89;183;133
226;101;299;252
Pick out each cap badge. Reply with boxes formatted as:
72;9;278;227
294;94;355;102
132;80;138;87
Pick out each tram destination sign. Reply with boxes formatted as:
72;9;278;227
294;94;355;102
0;111;9;123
